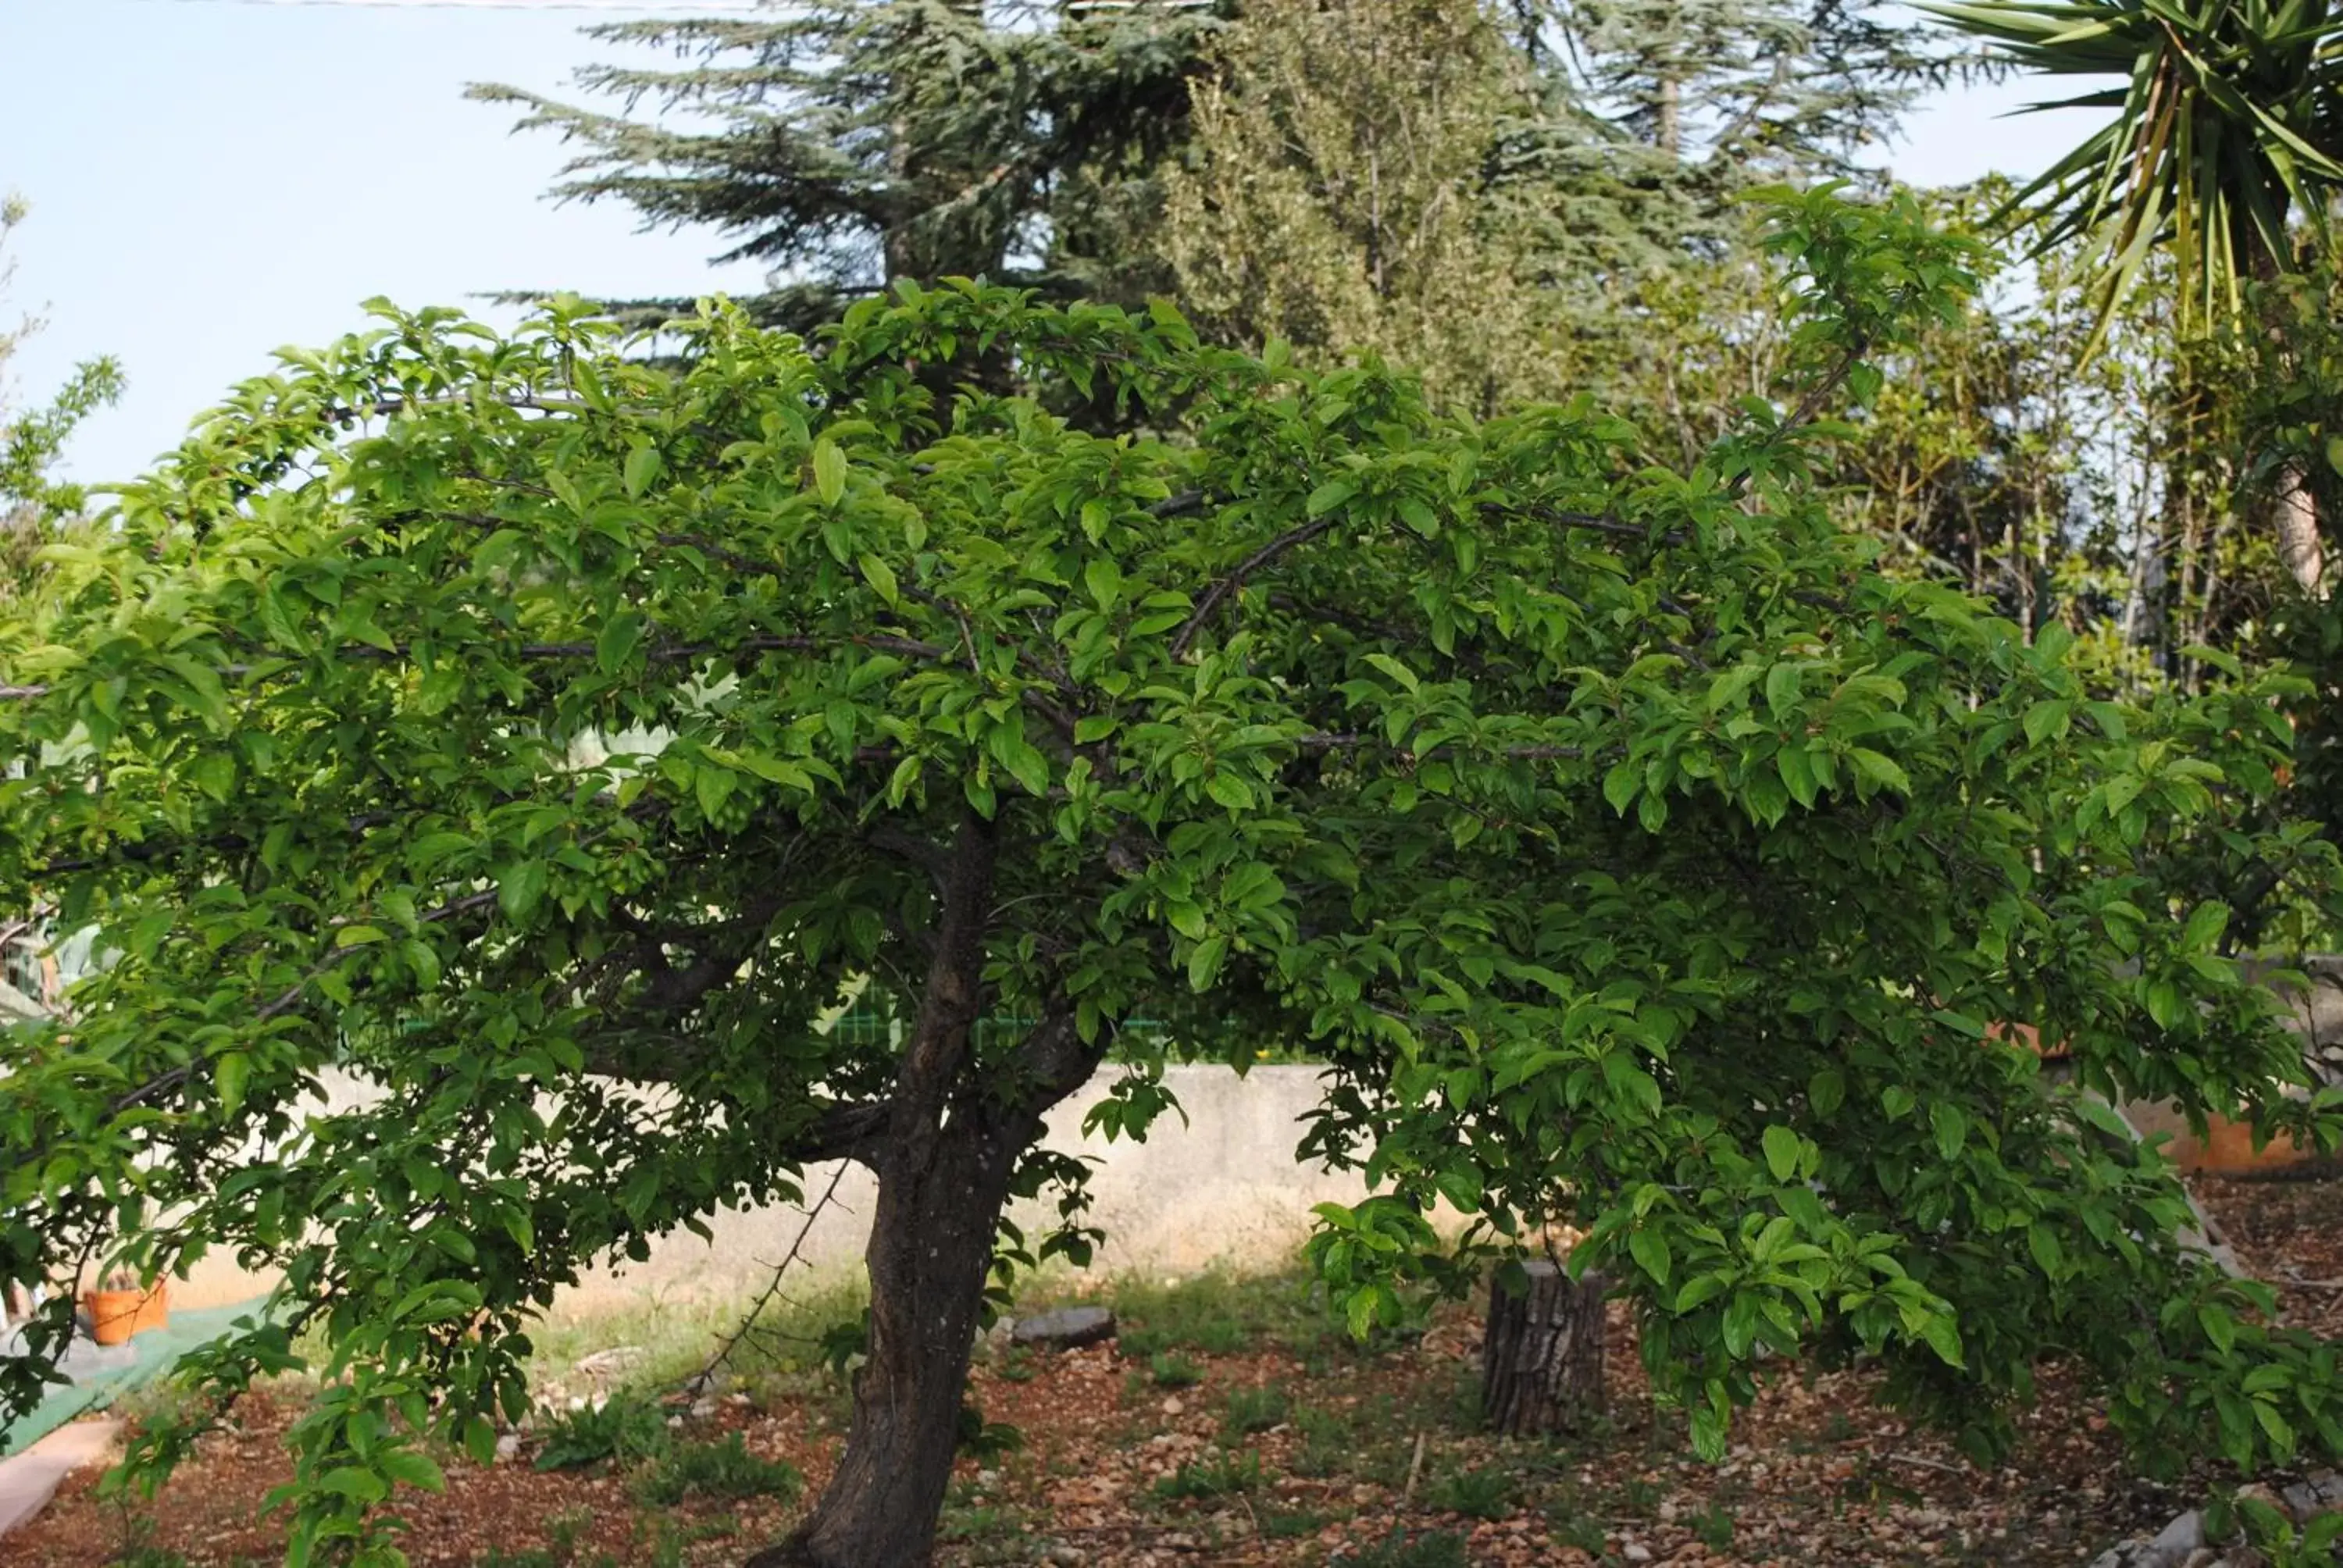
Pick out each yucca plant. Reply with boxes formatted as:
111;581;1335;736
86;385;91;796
1926;0;2343;587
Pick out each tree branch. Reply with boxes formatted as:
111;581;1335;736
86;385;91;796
1172;515;1342;659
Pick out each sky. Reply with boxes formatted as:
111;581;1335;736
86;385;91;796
0;1;2109;487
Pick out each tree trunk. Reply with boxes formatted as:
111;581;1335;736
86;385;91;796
2276;458;2325;598
1482;1261;1606;1436
758;1103;1035;1568
744;812;1104;1568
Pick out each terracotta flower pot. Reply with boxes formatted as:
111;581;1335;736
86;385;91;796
85;1282;168;1345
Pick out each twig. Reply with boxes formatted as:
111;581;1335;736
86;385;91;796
1402;1430;1428;1506
689;1162;851;1395
1171;515;1339;659
1886;1451;1964;1474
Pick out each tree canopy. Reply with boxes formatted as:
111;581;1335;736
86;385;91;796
4;190;2343;1567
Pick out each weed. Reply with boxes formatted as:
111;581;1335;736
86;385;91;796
1221;1382;1290;1438
1621;1475;1664;1515
533;1394;669;1473
1544;1507;1607;1555
1151;1448;1264;1499
1257;1505;1332;1540
1291;1404;1350;1477
1148;1352;1204;1388
1821;1410;1858;1444
1107;1267;1320;1359
634;1433;803;1506
471;1511;604;1568
1690;1503;1737;1552
991;1346;1038;1384
955;1402;1026;1461
1425;1465;1514;1519
1332;1527;1471;1567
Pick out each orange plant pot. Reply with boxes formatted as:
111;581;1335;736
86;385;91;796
85;1282;169;1345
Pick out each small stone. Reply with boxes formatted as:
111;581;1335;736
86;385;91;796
1009;1306;1117;1351
1161;1397;1184;1417
570;1345;647;1379
725;1392;753;1409
976;1468;1000;1488
665;1414;683;1429
2149;1509;2206;1553
1046;1548;1084;1567
690;1397;719;1420
1622;1545;1654;1564
494;1433;522;1462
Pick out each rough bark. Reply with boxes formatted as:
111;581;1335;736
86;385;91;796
1482;1261;1607;1437
745;813;1106;1568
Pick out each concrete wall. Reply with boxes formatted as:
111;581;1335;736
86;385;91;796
175;1064;1368;1312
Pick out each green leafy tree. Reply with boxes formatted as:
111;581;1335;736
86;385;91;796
471;1;1220;334
0;192;123;604
1155;0;1567;414
3;192;2341;1568
1924;0;2343;591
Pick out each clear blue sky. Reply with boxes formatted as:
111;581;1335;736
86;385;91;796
0;1;2104;486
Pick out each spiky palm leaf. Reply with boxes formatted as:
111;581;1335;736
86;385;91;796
1922;0;2343;346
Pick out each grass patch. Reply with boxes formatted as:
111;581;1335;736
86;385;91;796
533;1394;669;1472
1148;1352;1204;1388
1332;1528;1471;1567
634;1434;803;1506
1105;1266;1332;1359
1152;1447;1264;1499
522;1270;872;1394
1220;1382;1291;1439
1423;1464;1513;1519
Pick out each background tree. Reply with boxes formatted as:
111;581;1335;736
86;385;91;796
0;191;122;604
472;1;1221;336
1924;0;2343;592
1154;0;1567;414
6;192;2343;1568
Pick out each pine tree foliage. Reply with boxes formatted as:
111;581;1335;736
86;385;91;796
1157;0;1568;415
472;2;1221;335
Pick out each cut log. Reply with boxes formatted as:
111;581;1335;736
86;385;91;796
1482;1261;1606;1436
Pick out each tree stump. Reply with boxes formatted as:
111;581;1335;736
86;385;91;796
1482;1261;1606;1436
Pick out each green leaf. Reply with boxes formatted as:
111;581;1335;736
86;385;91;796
1761;1124;1802;1182
2026;1223;2063;1278
858;551;899;607
1188;935;1229;992
1628;1228;1671;1287
216;1053;250;1115
497;861;547;922
1085;558;1123;610
622;443;664;499
1364;653;1419;693
2182;901;2230;952
377;1449;447;1495
1808;1069;1846;1118
2199;1302;2238;1356
1931;1102;1967;1162
596;611;644;674
1306;479;1355;517
2327;433;2343;480
812;438;847;505
334;925;386;949
1848;748;1911;796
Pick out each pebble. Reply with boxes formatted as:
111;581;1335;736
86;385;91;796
1622;1545;1653;1564
493;1434;521;1462
1160;1397;1183;1417
1046;1548;1084;1567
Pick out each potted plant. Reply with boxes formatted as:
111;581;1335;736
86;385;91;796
84;1268;167;1345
